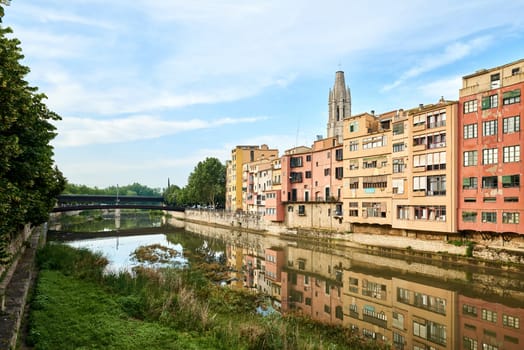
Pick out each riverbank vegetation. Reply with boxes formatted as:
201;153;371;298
27;244;389;350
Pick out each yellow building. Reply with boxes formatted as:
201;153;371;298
225;144;278;212
393;100;458;234
343;111;393;227
343;99;458;235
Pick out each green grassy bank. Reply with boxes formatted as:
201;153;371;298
26;244;389;350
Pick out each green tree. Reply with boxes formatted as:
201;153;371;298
185;157;225;208
0;5;65;262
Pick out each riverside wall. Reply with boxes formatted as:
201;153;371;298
0;225;44;350
176;209;524;266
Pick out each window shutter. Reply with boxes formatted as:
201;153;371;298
482;96;491;110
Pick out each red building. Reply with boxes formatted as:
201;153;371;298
458;59;524;235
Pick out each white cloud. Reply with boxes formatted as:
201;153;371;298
382;36;493;91
417;76;462;101
53;115;269;147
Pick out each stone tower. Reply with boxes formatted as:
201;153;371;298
327;71;351;143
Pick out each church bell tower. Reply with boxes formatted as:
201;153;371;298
327;71;351;143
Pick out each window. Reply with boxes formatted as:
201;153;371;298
512;67;521;75
482;94;498;109
482;309;497;322
503;115;520;133
393;142;405;152
349;178;359;189
290;172;303;183
482;148;498;165
362;135;387;149
427;131;446;148
503;145;520;163
503;89;521;105
503;314;520;329
393;159;406;173
335;306;343;320
335;148;343;161
349;140;358;151
505;197;519;202
462;211;477;223
482;212;497;224
298;205;305;216
413;176;427;192
392;178;404;194
393;122;404;135
335;167;343;179
464;99;478;113
362;175;387;189
463;336;478;350
463;177;478;189
502;212;520;224
491;73;500;88
413;320;427;339
363;160;377;168
464;123;478;139
305;171;312;178
290;156;303;167
324;168;330;176
414;206;446;221
483;120;497;136
427;175;446;196
482;343;498;350
349;121;358;132
397;205;409;220
362;202;387;218
464;151;478;166
482;176;498;188
502;174;520;188
427;111;446;129
483;197;496;203
349;202;358;216
413;135;426;146
464;198;477;202
306;155;312;161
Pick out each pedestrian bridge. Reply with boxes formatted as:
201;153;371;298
52;194;184;212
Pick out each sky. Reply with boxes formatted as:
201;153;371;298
3;0;524;190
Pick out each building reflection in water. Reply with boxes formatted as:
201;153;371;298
222;237;523;350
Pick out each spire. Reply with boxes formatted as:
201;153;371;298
328;71;351;143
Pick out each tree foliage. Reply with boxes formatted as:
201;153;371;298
164;158;225;207
63;182;161;196
0;6;65;262
185;157;226;207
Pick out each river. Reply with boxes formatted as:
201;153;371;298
48;210;524;350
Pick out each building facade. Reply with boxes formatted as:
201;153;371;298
458;59;524;235
225;144;278;212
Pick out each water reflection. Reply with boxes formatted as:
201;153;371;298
219;234;524;350
66;234;186;272
49;214;524;350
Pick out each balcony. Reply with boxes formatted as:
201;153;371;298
413;144;426;152
362;310;387;329
413;123;426;132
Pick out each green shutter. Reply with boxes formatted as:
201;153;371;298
481;96;491;110
463;177;470;187
503;89;521;99
502;175;511;184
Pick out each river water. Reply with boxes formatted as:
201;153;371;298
48;210;524;350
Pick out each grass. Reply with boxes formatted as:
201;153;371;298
27;244;390;350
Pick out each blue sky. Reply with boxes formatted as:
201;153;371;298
4;0;524;190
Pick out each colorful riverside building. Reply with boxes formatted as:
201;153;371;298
458;58;524;235
225;144;279;212
343;99;459;235
281;136;345;230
